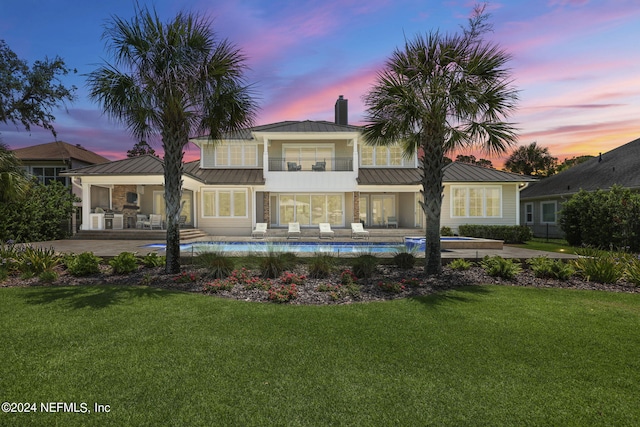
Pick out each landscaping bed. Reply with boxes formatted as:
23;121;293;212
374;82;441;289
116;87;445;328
2;261;639;304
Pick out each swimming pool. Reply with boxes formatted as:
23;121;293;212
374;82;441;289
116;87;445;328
144;237;476;255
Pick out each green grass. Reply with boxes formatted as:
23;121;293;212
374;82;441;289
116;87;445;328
508;237;576;253
1;285;639;426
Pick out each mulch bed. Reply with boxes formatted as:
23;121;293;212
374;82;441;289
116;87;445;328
2;263;639;305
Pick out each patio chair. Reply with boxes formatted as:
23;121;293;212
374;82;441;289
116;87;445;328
252;223;268;239
287;162;302;171
136;214;148;229
386;216;398;228
178;215;187;228
287;222;301;239
351;222;370;240
311;161;326;171
319;223;334;239
144;214;163;230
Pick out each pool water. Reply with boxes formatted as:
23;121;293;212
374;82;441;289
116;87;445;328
144;237;471;254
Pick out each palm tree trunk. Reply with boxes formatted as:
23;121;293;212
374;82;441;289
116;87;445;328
162;127;187;274
420;140;445;276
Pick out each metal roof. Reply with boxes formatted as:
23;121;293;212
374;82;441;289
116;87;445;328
357;168;422;185
521;136;640;199
184;162;264;185
442;162;537;182
62;155;165;176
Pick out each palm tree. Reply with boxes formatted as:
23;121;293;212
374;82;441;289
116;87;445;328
362;7;518;275
87;6;257;273
0;142;28;204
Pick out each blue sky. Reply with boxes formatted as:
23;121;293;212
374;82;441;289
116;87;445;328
1;0;639;166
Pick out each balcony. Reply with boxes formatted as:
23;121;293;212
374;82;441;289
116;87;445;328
267;157;353;172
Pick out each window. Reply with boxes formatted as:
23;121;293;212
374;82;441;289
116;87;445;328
31;166;68;186
215;144;257;166
276;193;344;226
451;186;502;218
202;189;247;217
541;201;557;224
360;144;411;167
283;144;334;171
525;203;533;224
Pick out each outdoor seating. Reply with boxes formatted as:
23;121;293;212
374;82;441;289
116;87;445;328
178;215;187;228
252;223;268;238
319;223;334;239
350;222;370;240
136;214;148;229
287;162;302;171
287;222;301;239
143;214;163;230
311;161;326;171
386;216;398;228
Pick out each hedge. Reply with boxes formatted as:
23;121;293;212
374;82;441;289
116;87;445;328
458;225;533;244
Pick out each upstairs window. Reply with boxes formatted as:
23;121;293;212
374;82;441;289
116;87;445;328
360;144;409;167
214;143;257;167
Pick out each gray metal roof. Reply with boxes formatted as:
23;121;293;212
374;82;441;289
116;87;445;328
207;120;362;140
357;168;422;185
184;162;264;185
443;162;537;182
62;155;165;176
521;136;640;199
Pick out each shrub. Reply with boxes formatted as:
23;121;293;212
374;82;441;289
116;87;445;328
109;252;139;275
448;258;472;271
527;256;574;281
0;268;9;282
458;225;532;243
308;254;334;279
377;280;405;293
38;270;59;283
481;256;522;279
64;252;102;276
141;252;165;268
259;251;295;279
573;248;624;284
624;257;640;286
195;251;234;279
352;254;378;279
559;186;640;251
400;277;421;287
440;226;454;236
227;268;272;290
280;272;306;285
340;269;358;285
174;271;198;283
393;247;416;270
18;245;61;275
268;284;298;303
0;241;19;274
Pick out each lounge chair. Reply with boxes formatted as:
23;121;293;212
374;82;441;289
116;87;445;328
287;222;301;239
386;216;398;228
319;223;334;239
351;222;370;240
136;214;147;229
252;223;268;238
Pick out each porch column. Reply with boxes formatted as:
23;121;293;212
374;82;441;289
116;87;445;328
352;137;359;172
263;192;270;224
81;182;91;230
353;192;360;223
263;138;269;173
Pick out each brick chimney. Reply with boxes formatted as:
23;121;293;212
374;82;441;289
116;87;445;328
334;95;348;125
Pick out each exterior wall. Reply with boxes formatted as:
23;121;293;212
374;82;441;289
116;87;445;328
521;197;565;239
441;183;520;233
398;192;419;228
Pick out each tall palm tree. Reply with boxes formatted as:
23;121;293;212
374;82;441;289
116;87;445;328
362;7;518;275
87;6;257;273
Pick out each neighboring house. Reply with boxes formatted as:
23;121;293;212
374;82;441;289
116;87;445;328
520;136;640;238
64;96;535;235
12;141;111;230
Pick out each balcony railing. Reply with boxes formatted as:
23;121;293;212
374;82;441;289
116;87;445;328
268;157;354;172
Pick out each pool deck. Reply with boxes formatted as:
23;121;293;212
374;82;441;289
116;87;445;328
24;235;578;260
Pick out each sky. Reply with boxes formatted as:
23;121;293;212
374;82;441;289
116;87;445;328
1;0;639;167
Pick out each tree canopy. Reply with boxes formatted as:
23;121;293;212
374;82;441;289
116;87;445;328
127;140;158;158
0;40;76;137
504;141;557;177
362;5;518;275
87;6;258;273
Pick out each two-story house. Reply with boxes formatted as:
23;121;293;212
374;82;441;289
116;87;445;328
64;96;534;236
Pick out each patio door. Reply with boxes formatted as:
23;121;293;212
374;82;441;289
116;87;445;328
371;195;395;227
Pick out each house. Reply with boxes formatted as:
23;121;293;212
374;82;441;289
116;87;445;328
520;136;640;238
64;96;535;235
12;141;111;231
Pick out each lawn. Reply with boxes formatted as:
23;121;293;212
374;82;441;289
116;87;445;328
508;237;576;254
1;285;639;426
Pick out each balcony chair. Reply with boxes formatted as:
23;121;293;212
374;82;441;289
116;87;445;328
287;162;302;171
311;161;326;171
